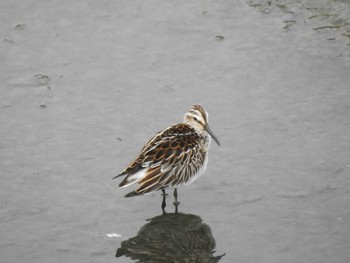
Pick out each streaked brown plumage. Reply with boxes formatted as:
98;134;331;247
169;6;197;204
113;105;220;211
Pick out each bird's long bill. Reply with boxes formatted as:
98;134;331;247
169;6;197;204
205;125;221;146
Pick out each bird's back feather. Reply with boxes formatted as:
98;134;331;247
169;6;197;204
115;123;207;196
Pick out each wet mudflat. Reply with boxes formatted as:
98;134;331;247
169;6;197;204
1;0;350;262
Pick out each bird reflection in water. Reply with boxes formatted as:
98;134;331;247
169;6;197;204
116;212;224;262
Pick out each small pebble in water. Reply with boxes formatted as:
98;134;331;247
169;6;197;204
34;74;50;85
14;24;26;30
215;35;225;40
106;233;122;238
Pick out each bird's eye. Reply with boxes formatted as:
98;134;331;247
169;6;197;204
194;117;198;122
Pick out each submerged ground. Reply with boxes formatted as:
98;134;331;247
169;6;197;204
1;0;350;262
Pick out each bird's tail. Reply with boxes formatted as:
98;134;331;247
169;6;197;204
113;168;147;188
112;172;125;180
124;190;144;198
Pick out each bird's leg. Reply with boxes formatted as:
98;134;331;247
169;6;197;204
173;188;180;213
161;189;167;214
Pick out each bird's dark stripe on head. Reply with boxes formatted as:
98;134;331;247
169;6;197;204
190;105;207;122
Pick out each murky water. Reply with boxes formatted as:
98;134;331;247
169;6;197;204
1;0;350;263
247;0;350;60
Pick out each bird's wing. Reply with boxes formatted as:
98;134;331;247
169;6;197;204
117;124;206;196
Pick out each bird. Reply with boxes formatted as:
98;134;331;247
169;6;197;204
113;105;220;213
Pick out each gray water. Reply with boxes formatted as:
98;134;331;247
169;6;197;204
1;0;350;262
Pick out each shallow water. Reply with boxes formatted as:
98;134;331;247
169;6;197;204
1;0;350;262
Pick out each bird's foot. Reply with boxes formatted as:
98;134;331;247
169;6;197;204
173;201;180;214
161;189;167;214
